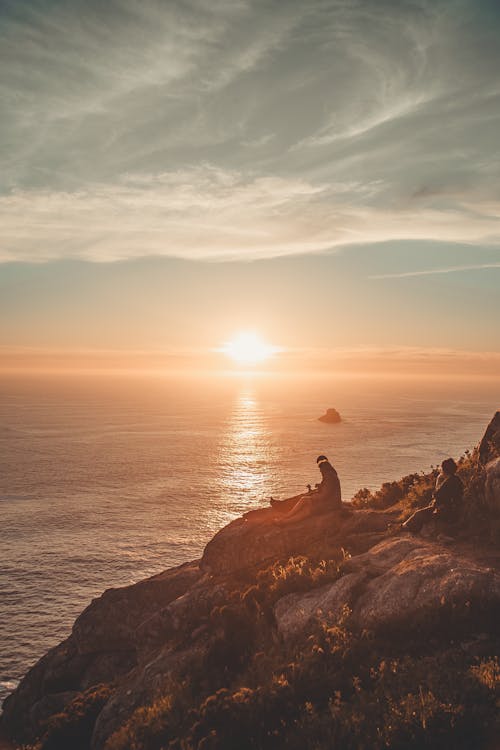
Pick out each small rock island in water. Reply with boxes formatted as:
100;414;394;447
318;407;342;423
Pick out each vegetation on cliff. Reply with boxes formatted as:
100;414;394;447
3;413;500;750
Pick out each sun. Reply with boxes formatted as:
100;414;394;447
222;332;278;366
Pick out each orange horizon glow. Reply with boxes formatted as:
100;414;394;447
1;344;500;380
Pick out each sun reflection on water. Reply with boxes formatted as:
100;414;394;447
214;386;277;522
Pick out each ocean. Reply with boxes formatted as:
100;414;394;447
0;372;498;704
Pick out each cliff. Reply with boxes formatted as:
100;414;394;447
2;414;500;750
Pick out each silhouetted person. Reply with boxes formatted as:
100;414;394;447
274;455;342;525
402;458;464;534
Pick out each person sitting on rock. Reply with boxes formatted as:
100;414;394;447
274;455;342;525
402;458;464;534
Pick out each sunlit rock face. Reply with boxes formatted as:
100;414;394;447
479;410;500;464
485;457;500;514
479;411;500;513
274;571;367;640
1;505;398;746
3;414;500;749
200;505;396;575
274;537;500;640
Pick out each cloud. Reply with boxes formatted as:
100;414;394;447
0;167;331;261
2;165;500;262
370;262;500;279
1;0;500;262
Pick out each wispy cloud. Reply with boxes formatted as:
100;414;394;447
1;0;500;262
370;263;500;279
2;166;500;262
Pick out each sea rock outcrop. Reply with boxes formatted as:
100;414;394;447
318;407;342;423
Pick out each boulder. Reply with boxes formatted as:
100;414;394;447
90;645;207;750
479;410;500;464
274;571;367;640
318;408;342;424
353;538;500;631
201;506;397;575
274;537;500;639
73;560;202;654
484;456;500;514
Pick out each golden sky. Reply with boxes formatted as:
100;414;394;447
1;1;499;375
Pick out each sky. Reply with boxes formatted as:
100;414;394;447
1;0;499;375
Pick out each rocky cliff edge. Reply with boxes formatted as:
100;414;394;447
1;413;500;750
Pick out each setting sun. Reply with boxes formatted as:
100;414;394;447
222;332;279;366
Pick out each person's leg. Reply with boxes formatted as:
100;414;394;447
402;505;434;533
243;495;304;523
275;496;313;525
271;494;304;514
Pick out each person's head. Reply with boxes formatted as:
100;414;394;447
441;458;457;476
316;455;328;465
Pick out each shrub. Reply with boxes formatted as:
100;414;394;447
104;607;500;750
36;684;112;750
352;472;427;510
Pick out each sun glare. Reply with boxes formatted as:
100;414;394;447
222;332;278;366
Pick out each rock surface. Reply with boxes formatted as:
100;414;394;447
275;537;500;639
318;407;342;423
2;412;500;749
201;505;396;575
485;456;500;514
1;561;202;744
479;410;500;464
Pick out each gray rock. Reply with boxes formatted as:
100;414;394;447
274;571;367;640
274;536;500;641
479;411;500;464
201;506;396;575
484;456;500;514
353;539;500;630
90;645;207;750
73;560;202;655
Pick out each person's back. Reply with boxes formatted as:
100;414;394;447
316;456;342;509
434;469;464;523
402;457;463;533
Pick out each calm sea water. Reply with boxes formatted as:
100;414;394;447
0;372;498;704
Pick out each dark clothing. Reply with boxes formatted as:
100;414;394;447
433;474;464;522
316;461;342;509
403;473;464;533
